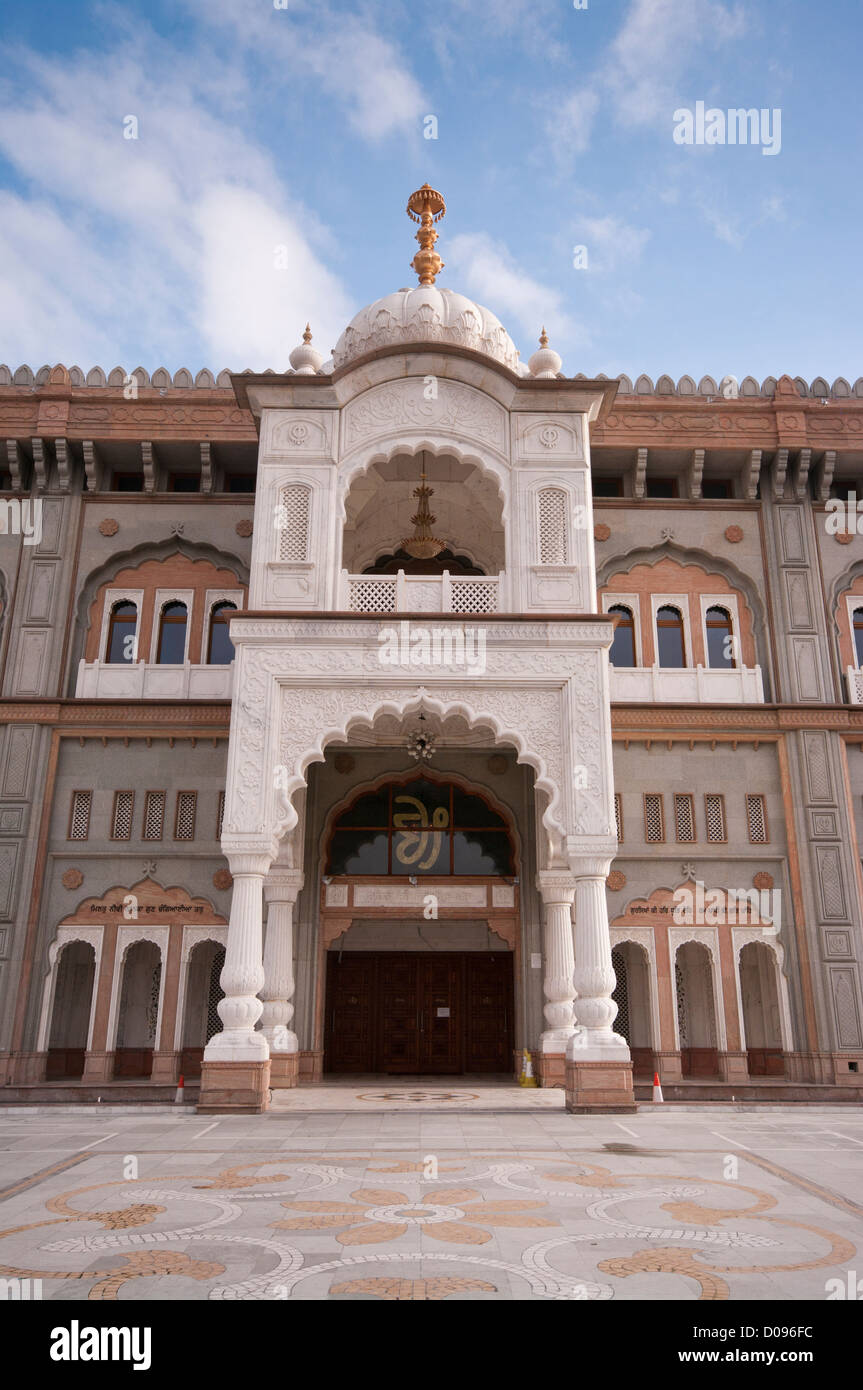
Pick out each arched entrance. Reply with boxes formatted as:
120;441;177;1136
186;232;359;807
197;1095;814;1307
739;940;785;1076
320;770;517;1075
46;941;96;1079
180;940;226;1078
113;941;162;1078
611;943;654;1078
675;941;719;1077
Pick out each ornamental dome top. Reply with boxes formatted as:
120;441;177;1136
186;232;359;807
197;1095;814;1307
331;285;526;374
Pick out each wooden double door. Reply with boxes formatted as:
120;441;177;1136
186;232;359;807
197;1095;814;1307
324;951;514;1075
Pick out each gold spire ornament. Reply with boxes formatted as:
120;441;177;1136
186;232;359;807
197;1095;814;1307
406;183;446;285
402;454;447;560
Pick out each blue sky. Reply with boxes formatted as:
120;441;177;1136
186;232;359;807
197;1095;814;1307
0;0;860;382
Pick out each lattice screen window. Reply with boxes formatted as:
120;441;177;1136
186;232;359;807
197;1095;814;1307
643;793;665;843
745;794;769;844
206;947;226;1043
142;792;166;842
449;580;498;613
705;794;727;843
675;960;688;1047
216;790;226;840
614;793;623;842
110;790;135;841
174;791;197;841
277;484;311;561
674;793;696;844
348;577;397;613
611;948;630;1045
537;487;569;564
68;790;92;841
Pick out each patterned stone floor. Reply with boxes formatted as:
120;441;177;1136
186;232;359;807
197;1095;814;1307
1;1098;862;1301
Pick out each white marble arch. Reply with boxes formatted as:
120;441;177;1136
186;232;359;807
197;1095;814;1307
668;926;728;1052
732;929;794;1054
37;926;103;1054
173;925;229;1051
610;927;661;1051
105;925;170;1056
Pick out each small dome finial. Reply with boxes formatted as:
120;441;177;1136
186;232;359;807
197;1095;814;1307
406;183;447;286
529;327;562;379
289;323;323;375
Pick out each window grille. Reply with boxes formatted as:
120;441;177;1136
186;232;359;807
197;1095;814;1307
217;790;226;840
644;793;664;843
705;794;727;843
537;488;569;564
175;791;197;841
143;792;165;842
68;790;91;841
746;794;768;844
206;947;226;1043
614;793;623;842
277;484;310;561
674;793;696;843
611;948;630;1045
111;790;135;841
675;960;688;1047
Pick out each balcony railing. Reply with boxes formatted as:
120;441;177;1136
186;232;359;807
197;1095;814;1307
610;663;764;704
76;660;234;699
341;570;503;615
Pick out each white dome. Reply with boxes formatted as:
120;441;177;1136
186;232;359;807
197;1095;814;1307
331;286;524;373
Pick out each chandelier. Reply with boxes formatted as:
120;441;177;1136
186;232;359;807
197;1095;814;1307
402;454;446;561
406;714;436;762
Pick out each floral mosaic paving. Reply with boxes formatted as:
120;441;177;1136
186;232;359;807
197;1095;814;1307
1;1117;860;1301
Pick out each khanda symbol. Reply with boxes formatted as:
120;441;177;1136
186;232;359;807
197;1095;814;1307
393;794;449;871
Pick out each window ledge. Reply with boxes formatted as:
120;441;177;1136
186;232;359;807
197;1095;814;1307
76;660;234;699
610;664;764;704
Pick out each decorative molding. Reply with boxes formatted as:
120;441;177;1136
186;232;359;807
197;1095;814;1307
61;867;84;890
98;518;119;537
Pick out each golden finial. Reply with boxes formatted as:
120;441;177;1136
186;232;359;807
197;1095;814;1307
303;323;312;344
539;327;549;348
406;183;446;286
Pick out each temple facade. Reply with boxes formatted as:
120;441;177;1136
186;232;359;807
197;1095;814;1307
2;188;863;1112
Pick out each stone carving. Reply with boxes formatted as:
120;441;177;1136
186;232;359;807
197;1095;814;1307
235;520;253;538
752;871;774;891
61;867;84;890
487;754;508;775
213;869;233;891
332;287;521;374
724;525;743;543
98;518;119;537
606;870;626;891
343;379;506;455
334;752;355;774
594;523;610;541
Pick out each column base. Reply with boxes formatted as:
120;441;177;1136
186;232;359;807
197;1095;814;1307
535;1052;566;1088
150;1050;181;1084
81;1051;113;1084
565;1058;636;1113
718;1050;750;1084
299;1051;323;1083
198;1059;271;1114
268;1053;299;1088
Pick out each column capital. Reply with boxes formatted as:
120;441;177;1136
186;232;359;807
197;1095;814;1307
226;852;273;878
567;854;614;880
264;870;305;905
536;871;577;904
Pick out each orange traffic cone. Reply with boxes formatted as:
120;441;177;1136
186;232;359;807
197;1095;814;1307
174;1073;185;1105
652;1070;664;1104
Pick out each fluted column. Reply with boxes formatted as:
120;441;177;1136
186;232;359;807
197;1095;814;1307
204;853;270;1062
537;873;577;1054
567;855;630;1061
260;871;303;1085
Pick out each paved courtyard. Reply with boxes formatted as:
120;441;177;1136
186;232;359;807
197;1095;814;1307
1;1085;862;1302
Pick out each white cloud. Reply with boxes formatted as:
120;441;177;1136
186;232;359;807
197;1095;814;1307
446;232;587;357
575;215;650;272
0;28;355;370
555;88;601;158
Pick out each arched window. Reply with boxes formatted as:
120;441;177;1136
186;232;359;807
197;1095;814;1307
156;601;188;664
207;602;237;664
608;605;636;667
106;600;137;664
326;776;515;877
705;605;735;669
656;605;686;668
854;608;863;667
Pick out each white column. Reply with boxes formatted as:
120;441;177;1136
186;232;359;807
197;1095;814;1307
260;871;303;1053
204;852;271;1062
537;873;577;1051
567;855;630;1061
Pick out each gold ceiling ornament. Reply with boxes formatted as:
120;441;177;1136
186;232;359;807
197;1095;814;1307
402;453;447;560
406;183;446;285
